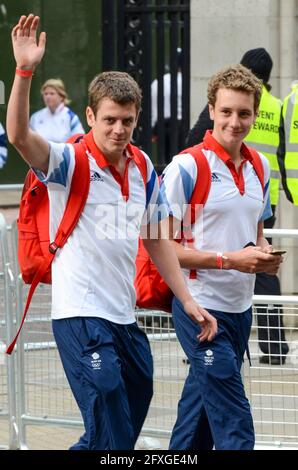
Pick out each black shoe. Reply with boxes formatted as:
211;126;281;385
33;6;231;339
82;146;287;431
259;355;286;365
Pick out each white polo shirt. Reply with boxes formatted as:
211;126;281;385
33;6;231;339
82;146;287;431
30;103;85;143
35;131;168;323
161;131;272;313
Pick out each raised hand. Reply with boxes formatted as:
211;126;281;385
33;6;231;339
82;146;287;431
12;14;46;70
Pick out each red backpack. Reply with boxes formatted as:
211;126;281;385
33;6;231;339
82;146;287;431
134;143;265;313
6;138;90;354
6;136;148;355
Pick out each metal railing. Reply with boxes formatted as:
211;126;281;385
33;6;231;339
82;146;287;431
0;213;18;449
0;184;23;191
0;213;298;449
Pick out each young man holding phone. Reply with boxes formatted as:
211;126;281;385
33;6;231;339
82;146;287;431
161;65;283;450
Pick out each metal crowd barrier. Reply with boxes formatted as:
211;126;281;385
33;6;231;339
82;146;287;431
0;213;18;449
0;184;23;191
0;213;298;449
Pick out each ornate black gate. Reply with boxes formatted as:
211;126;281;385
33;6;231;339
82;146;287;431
102;0;190;172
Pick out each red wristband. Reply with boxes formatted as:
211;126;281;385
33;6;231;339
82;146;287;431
216;252;223;269
16;68;34;77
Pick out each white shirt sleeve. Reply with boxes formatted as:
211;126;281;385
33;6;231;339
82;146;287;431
160;153;198;221
33;142;77;239
33;142;75;191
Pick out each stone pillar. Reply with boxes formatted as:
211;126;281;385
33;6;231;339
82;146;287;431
190;0;298;296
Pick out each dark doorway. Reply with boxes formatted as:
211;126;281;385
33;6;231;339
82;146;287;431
102;0;190;173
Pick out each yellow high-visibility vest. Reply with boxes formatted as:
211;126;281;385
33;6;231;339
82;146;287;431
281;83;298;205
245;85;282;206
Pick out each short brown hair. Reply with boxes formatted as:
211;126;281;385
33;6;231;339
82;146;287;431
207;64;262;113
88;71;142;115
41;78;70;105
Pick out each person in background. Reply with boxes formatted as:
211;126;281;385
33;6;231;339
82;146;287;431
151;48;183;164
0;122;8;169
30;77;85;142
187;48;289;366
278;82;298;206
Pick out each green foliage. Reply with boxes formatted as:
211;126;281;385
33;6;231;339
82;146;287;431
0;0;102;183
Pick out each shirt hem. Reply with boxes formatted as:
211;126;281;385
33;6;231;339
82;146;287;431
51;310;136;324
192;299;253;314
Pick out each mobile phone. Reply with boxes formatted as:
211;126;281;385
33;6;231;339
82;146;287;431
271;249;287;255
244;242;256;248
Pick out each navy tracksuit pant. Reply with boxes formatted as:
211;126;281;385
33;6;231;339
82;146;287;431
169;298;255;450
52;317;153;450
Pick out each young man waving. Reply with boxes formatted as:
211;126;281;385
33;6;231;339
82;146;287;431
7;14;217;450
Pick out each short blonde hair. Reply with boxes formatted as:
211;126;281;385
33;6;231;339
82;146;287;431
41;78;70;105
207;64;262;113
88;71;142;115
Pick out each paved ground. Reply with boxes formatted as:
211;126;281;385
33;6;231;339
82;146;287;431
1;327;298;450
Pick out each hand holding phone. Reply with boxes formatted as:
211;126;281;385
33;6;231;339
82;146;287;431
271;249;287;255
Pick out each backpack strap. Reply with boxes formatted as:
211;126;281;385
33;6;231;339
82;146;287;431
179;143;211;280
180;143;212;224
53;141;90;250
248;148;265;195
6;141;90;354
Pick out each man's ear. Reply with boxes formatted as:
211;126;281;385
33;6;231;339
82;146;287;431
253;108;259;124
134;110;140;128
86;106;96;127
209;103;215;121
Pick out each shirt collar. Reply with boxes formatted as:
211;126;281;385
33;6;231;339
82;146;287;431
203;130;253;164
49;102;64;115
83;130;135;169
